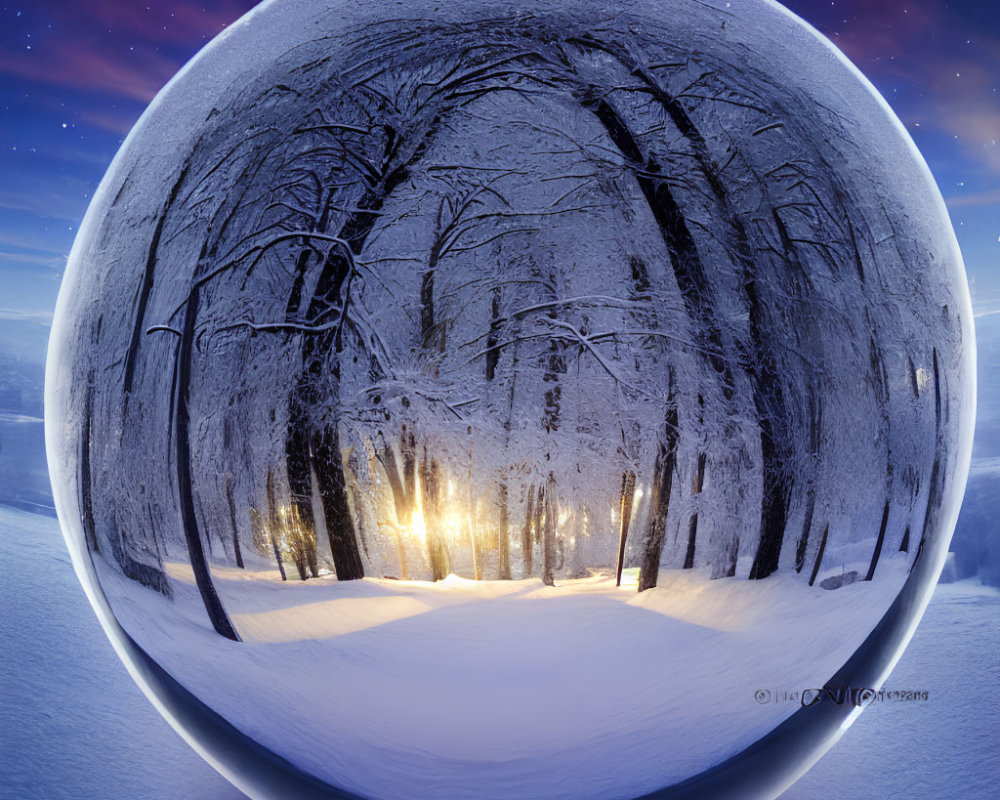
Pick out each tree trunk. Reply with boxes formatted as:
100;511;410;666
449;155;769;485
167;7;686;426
864;500;891;581
795;390;823;574
108;522;172;597
285;397;318;569
466;506;482;581
808;523;829;587
376;432;409;522
683;515;699;571
638;402;680;592
312;423;364;580
864;337;894;585
899;525;910;553
748;422;789;580
266;469;287;582
419;447;450;580
420;208;447;359
615;470;636;586
285;340;363;582
175;277;240;640
195;492;216;559
291;543;308;581
794;486;816;574
497;482;511;580
912;456;942;575
542;474;557;587
79;378;99;553
485;285;503;381
224;474;244;569
533;483;546;549
745;212;816;581
908;356;921;399
286;505;312;581
344;449;371;560
401;424;417;518
270;534;286;581
724;534;739;578
305;518;319;578
122;164;191;415
683;452;707;570
521;484;536;577
376;431;414;579
911;349;945;572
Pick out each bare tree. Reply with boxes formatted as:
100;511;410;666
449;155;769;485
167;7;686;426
639;381;680;592
615;471;636;586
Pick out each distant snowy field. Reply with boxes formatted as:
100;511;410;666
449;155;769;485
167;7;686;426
2;504;997;800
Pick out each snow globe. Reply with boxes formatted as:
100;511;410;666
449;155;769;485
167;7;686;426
45;0;974;798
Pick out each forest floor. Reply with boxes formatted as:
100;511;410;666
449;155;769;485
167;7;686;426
96;537;909;800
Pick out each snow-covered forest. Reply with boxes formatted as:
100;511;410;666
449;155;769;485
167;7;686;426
45;0;973;643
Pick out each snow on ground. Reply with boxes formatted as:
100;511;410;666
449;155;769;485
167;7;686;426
4;503;997;800
0;504;244;800
784;579;1000;800
99;538;908;800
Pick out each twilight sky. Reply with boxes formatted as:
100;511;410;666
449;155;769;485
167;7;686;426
1;0;998;335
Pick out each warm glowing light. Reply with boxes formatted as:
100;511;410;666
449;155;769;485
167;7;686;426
440;508;465;542
408;508;428;545
405;469;429;545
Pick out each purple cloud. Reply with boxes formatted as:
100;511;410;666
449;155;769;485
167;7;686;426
0;1;257;103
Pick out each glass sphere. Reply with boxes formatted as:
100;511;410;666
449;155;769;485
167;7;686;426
46;1;974;798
